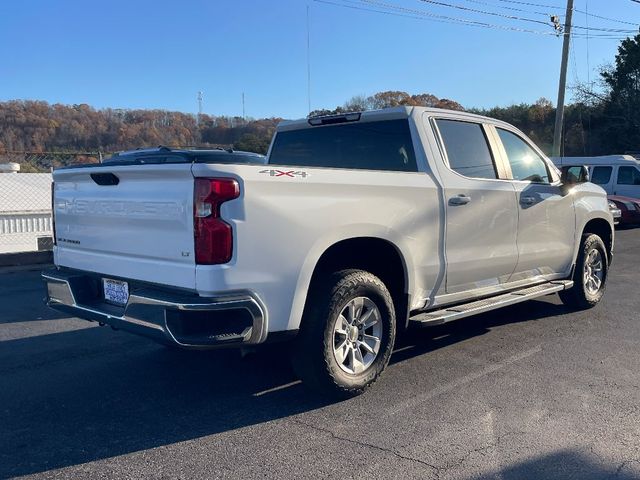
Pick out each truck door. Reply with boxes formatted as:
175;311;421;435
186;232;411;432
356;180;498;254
493;127;576;281
432;118;519;294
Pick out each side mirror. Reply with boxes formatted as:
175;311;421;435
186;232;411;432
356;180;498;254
561;165;590;185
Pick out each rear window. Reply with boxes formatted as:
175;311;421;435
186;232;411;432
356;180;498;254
268;119;418;172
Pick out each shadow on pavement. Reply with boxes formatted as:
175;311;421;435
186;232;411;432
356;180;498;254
470;449;638;480
1;298;574;478
0;268;70;324
392;298;570;365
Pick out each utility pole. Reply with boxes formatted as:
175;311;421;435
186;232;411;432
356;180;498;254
552;0;574;157
242;92;246;121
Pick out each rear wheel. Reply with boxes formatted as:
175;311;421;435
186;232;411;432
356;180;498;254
559;234;608;309
292;270;396;397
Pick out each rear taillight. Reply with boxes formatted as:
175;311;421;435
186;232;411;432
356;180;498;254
51;181;56;246
194;178;240;264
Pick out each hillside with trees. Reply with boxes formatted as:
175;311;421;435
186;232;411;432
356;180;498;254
3;33;640;171
0;102;281;169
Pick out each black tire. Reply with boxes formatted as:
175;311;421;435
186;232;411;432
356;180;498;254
559;233;608;309
292;269;396;397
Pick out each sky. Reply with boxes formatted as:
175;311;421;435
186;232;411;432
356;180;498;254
1;0;639;120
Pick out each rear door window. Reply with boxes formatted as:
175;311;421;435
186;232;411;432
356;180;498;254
268;119;417;172
617;166;640;185
435;119;497;179
591;166;612;185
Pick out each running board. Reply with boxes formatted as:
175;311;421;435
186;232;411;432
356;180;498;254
410;280;574;327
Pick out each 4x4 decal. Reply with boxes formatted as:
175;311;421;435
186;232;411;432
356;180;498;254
259;169;310;178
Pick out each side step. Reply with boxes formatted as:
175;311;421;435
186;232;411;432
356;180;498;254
410;280;573;327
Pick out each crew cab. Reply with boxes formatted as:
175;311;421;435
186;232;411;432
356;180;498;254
43;107;614;396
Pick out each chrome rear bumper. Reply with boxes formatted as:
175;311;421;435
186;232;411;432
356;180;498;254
42;268;267;349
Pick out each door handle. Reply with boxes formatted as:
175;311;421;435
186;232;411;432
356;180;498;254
449;194;471;206
520;195;536;205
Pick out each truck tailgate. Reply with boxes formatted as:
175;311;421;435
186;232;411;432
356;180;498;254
52;164;196;290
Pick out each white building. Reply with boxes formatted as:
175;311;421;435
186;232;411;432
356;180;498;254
0;166;53;254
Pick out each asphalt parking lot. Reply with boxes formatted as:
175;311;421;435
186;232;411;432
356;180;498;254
1;230;640;480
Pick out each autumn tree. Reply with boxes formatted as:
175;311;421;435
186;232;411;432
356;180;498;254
309;90;465;118
599;33;640;152
0;100;280;160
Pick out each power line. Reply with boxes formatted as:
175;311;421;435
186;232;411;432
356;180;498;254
492;0;562;8
416;0;639;33
571;24;637;33
359;0;559;32
314;0;634;39
573;7;639;27
584;0;593;153
462;0;640;26
312;0;456;26
416;0;551;26
460;0;551;17
585;0;591;88
570;33;579;85
569;34;588;155
406;0;631;37
315;0;555;33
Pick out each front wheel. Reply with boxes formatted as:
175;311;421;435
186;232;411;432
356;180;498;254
559;233;608;309
292;269;396;397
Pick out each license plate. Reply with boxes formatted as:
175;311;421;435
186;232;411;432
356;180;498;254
103;278;129;306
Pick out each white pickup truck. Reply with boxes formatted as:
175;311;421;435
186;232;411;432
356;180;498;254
44;107;613;396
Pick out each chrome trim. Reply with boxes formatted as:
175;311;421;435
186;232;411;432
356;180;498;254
42;270;267;349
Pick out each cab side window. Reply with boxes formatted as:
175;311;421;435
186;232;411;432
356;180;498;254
435;119;497;180
591;166;612;185
497;128;550;184
617;166;640;185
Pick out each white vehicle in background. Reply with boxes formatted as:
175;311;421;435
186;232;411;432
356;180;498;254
552;155;640;197
44;107;614;396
